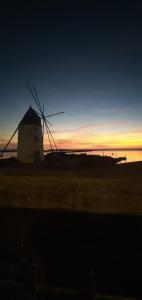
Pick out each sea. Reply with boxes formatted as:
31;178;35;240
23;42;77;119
1;150;142;163
85;150;142;163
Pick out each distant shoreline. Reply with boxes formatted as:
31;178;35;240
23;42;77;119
1;148;142;153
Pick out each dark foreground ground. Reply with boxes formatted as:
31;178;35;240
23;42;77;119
0;207;141;299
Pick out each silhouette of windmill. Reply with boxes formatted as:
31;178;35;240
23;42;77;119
26;82;64;152
0;83;64;162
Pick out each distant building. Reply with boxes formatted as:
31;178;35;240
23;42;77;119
17;106;44;163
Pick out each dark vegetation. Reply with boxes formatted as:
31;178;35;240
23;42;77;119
44;152;125;168
0;152;141;179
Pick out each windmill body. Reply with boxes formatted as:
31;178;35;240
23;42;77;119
0;83;64;161
17;106;44;163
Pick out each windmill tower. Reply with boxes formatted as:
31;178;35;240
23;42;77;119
0;83;64;162
17;106;44;163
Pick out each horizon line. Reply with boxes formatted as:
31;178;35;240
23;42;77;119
1;147;142;153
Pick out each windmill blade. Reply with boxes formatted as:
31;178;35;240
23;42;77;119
32;83;43;114
33;109;42;118
0;126;19;156
44;117;52;126
33;108;53;126
44;120;53;150
45;120;57;151
42;104;45;150
45;119;58;151
27;82;53;128
45;112;64;118
42;122;45;150
32;84;52;127
26;82;41;113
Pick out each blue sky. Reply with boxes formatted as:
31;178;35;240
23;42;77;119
0;1;142;149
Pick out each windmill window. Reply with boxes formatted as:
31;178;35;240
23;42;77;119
34;136;39;142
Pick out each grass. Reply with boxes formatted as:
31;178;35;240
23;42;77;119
0;175;142;215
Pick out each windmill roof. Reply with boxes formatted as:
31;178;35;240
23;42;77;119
20;106;41;125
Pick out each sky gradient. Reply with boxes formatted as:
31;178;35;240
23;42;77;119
1;0;142;150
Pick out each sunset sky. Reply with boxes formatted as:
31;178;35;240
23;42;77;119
1;1;142;150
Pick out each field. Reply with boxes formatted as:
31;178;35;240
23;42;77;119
0;163;142;298
0;174;142;214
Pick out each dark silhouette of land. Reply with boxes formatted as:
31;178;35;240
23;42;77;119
0;152;142;179
0;152;126;171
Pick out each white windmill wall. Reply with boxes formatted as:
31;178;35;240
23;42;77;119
17;124;44;163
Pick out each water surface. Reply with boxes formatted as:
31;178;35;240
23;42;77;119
1;150;142;163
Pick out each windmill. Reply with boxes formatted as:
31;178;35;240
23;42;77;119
26;82;64;152
0;83;64;162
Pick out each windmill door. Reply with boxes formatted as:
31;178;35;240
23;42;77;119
33;150;40;162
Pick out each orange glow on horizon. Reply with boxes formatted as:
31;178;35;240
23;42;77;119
1;127;142;150
43;131;142;149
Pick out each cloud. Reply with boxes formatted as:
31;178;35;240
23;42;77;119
48;124;142;149
52;124;98;134
118;129;142;135
1;120;142;151
53;119;129;135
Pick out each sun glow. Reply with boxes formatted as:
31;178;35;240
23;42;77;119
1;124;142;150
43;129;142;149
